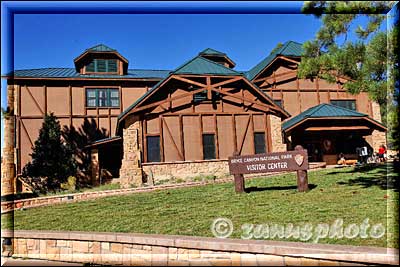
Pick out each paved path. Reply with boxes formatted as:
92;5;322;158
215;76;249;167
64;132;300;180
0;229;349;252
1;257;84;266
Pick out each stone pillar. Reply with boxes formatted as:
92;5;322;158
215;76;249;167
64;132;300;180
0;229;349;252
1;85;16;196
269;114;286;152
368;102;387;152
119;115;143;188
90;149;100;186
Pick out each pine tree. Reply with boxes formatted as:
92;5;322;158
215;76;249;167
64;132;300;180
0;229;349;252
22;113;76;192
298;1;396;127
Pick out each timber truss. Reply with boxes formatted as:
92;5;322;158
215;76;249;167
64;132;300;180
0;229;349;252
119;74;290;121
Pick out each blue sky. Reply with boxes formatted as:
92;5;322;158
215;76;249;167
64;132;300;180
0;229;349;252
11;13;320;71
0;1;393;155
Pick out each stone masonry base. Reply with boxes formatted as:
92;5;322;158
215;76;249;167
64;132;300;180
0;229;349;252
1;230;398;266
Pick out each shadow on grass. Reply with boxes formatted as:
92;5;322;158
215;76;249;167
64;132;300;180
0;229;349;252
335;163;398;192
245;184;317;193
326;163;387;175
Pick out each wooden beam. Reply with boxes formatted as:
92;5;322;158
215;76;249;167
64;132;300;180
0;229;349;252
254;70;297;83
264;113;271;152
172;75;207;88
232;114;237;153
69;85;72;127
119;86;123;112
43;85;47;115
131;87;206;114
210;87;271;112
250;114;255;155
162;112;265;117
159;115;164;162
179;114;185;161
25;85;44;115
199;114;204;159
277;56;300;65
162;117;184;160
207;76;212;100
296;78;302;113
20;119;33;148
210;76;242;88
305;126;371;131
108;108;111;137
214;114;219;159
143;118;147;163
238;116;251;155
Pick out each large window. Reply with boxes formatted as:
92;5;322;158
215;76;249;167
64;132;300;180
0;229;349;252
330;100;356;111
86;88;120;107
203;134;216;160
254;132;266;154
86;59;118;73
147;136;160;162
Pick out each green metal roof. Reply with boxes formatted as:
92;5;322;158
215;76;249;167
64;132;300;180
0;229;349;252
86;44;116;52
282;103;368;131
199;48;227;56
246;41;303;80
174;56;240;75
9;68;170;79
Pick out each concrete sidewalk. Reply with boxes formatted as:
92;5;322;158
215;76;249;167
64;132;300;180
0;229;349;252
1;257;84;266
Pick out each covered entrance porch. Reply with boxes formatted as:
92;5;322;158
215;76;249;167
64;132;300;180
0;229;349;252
283;104;387;165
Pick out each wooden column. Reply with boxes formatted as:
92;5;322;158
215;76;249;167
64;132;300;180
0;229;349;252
179;115;185;160
214;114;219;159
199;114;204;159
43;85;47;115
68;85;72;127
295;145;309;192
249;114;255;154
232;114;237;153
296;78;302;112
159;115;164;162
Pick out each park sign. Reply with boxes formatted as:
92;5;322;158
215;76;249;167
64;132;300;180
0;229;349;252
228;146;309;193
228;150;308;175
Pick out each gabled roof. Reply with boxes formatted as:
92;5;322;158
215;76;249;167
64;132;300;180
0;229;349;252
117;54;290;134
198;48;236;68
86;44;116;52
282;103;384;131
174;56;240;75
199;48;227;56
7;68;170;79
246;41;303;80
74;44;129;64
117;56;242;123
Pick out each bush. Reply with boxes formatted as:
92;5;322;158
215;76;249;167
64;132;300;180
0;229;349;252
60;176;77;191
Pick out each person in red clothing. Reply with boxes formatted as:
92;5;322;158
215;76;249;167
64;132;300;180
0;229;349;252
378;144;386;162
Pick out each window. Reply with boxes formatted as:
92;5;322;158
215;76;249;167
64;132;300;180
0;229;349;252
330;100;356;111
254;132;266;154
203;134;216;160
193;90;220;103
273;99;282;107
147;136;160;162
86;59;118;73
86;88;120;107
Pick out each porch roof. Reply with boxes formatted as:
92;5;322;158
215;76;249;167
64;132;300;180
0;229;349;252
282;103;386;133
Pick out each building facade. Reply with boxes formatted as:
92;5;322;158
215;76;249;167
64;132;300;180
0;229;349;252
2;42;386;192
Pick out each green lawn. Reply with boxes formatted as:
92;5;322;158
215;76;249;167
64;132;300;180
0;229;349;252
2;163;398;248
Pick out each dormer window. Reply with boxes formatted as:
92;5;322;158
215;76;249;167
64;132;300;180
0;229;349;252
86;59;118;73
74;44;129;75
